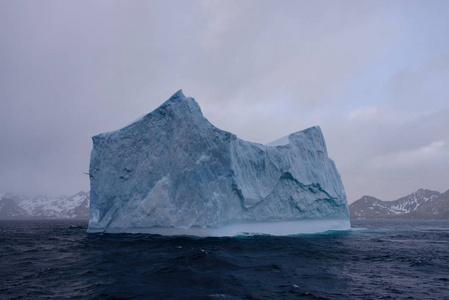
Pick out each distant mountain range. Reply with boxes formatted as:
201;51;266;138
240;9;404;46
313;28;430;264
0;191;89;219
350;188;449;219
2;188;448;220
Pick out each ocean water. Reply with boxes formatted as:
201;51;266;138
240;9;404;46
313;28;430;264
0;219;448;299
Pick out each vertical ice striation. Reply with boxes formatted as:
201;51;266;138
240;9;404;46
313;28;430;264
88;90;349;235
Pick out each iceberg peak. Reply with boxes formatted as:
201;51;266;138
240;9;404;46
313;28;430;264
155;89;204;121
168;89;186;100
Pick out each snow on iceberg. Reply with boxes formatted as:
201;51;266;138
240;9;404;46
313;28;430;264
87;90;350;235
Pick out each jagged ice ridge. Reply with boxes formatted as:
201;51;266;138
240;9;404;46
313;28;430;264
88;90;349;235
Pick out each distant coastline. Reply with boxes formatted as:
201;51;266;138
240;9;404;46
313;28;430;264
0;192;89;220
350;188;449;220
2;188;448;220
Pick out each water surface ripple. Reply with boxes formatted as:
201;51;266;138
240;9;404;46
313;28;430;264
0;219;448;299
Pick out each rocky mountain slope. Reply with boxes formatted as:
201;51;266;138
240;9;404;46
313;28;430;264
0;191;89;219
350;189;449;219
3;187;448;220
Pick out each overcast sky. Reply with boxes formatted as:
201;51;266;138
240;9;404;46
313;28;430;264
1;0;449;203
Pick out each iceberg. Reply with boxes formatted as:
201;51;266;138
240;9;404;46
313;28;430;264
88;90;350;235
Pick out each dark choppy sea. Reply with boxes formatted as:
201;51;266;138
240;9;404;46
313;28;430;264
1;219;448;299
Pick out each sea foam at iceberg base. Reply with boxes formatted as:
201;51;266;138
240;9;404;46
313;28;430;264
94;219;351;237
87;90;350;236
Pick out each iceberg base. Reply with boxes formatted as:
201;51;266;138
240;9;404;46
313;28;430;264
87;219;351;237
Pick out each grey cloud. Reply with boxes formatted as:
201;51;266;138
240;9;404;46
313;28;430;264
1;0;448;202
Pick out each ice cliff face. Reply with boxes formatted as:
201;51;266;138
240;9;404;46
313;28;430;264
88;90;349;235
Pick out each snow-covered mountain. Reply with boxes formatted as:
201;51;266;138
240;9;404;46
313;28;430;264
0;191;89;219
350;189;449;219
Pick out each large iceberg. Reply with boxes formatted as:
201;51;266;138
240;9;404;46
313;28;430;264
88;90;349;235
